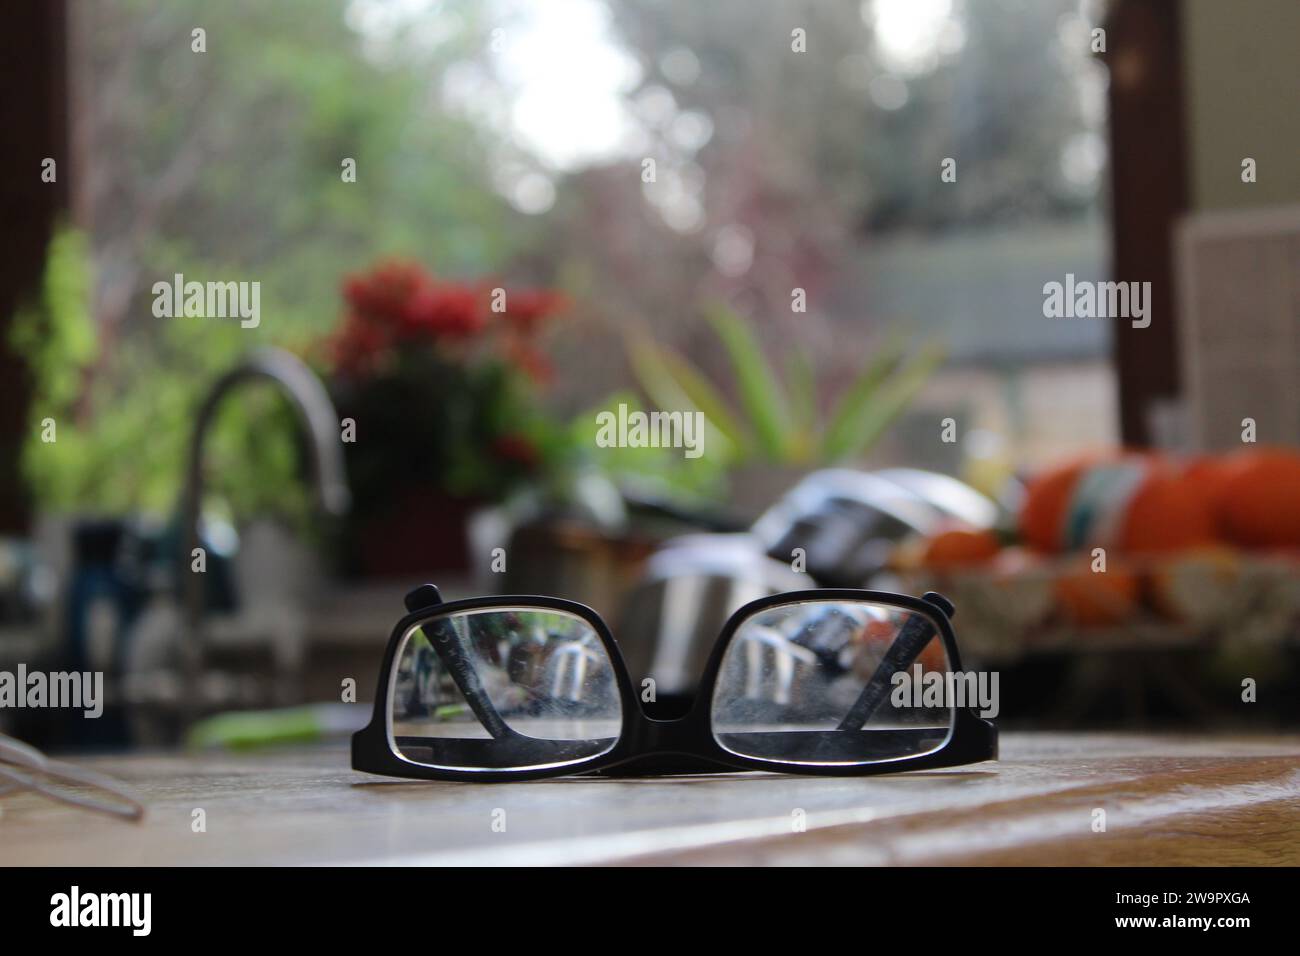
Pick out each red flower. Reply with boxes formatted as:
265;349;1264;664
401;283;485;339
501;288;567;335
334;261;496;375
333;262;568;385
343;260;431;327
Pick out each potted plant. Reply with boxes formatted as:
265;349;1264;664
628;304;945;519
327;259;568;577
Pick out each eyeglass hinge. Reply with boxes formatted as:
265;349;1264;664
404;583;444;613
921;591;956;619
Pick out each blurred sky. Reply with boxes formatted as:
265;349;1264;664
345;0;968;178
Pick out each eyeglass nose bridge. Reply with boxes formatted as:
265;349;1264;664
595;707;729;778
624;699;709;755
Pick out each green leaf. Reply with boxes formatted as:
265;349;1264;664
784;345;817;462
626;338;739;462
571;390;728;500
706;304;792;461
825;342;946;462
821;333;906;461
655;346;751;455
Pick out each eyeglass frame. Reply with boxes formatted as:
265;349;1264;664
351;585;998;782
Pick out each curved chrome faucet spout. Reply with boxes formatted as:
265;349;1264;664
179;347;350;718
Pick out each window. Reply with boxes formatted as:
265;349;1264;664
72;0;1114;507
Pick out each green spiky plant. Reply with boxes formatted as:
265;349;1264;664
628;303;945;467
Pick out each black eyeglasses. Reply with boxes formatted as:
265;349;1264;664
352;585;997;781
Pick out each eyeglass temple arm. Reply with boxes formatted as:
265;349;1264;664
836;592;955;732
405;585;516;741
0;735;146;821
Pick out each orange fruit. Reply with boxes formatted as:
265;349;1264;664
1054;561;1140;627
1214;448;1300;548
1020;458;1091;552
1182;455;1238;538
921;528;1001;569
1117;467;1217;553
1020;453;1215;554
1183;454;1236;499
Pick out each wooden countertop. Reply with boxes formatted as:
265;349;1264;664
3;733;1298;866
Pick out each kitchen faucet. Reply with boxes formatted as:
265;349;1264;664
178;347;350;720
